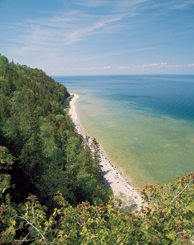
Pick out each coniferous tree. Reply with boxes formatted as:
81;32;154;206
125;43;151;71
0;54;111;209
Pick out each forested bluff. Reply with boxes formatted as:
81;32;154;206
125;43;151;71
0;54;193;244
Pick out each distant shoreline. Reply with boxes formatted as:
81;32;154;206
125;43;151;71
67;93;142;209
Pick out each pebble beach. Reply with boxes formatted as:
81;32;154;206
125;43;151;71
67;93;142;209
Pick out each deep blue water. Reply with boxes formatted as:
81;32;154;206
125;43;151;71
54;75;194;188
55;75;194;122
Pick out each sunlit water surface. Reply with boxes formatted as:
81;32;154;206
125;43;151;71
54;75;194;190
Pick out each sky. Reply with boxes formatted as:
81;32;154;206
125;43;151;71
0;0;194;75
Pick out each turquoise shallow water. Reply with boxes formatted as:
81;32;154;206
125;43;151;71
54;75;194;190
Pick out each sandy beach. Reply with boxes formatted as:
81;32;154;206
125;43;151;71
67;93;142;209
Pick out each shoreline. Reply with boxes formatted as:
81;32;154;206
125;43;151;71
68;93;142;209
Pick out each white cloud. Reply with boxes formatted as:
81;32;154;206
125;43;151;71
90;66;111;70
104;66;111;69
160;63;182;68
167;64;182;68
3;0;193;76
63;15;124;45
133;63;183;69
75;0;109;7
170;0;194;9
76;0;149;9
118;66;130;69
146;0;194;12
76;0;194;16
8;10;126;55
142;63;158;67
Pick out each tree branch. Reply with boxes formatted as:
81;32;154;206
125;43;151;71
169;177;192;206
16;215;47;244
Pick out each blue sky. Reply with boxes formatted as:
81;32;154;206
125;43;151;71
0;0;194;75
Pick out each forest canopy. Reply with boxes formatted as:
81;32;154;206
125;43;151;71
0;54;109;207
0;54;193;244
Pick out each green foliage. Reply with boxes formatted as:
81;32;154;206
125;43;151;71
1;54;193;244
0;94;11;120
0;173;193;244
140;172;194;244
91;138;103;181
65;94;74;109
0;146;13;172
0;54;108;207
0;146;13;198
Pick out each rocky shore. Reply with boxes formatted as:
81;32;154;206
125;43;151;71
67;93;142;209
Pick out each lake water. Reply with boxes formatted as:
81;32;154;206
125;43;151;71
54;75;194;190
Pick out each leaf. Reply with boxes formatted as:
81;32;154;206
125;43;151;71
166;231;176;240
